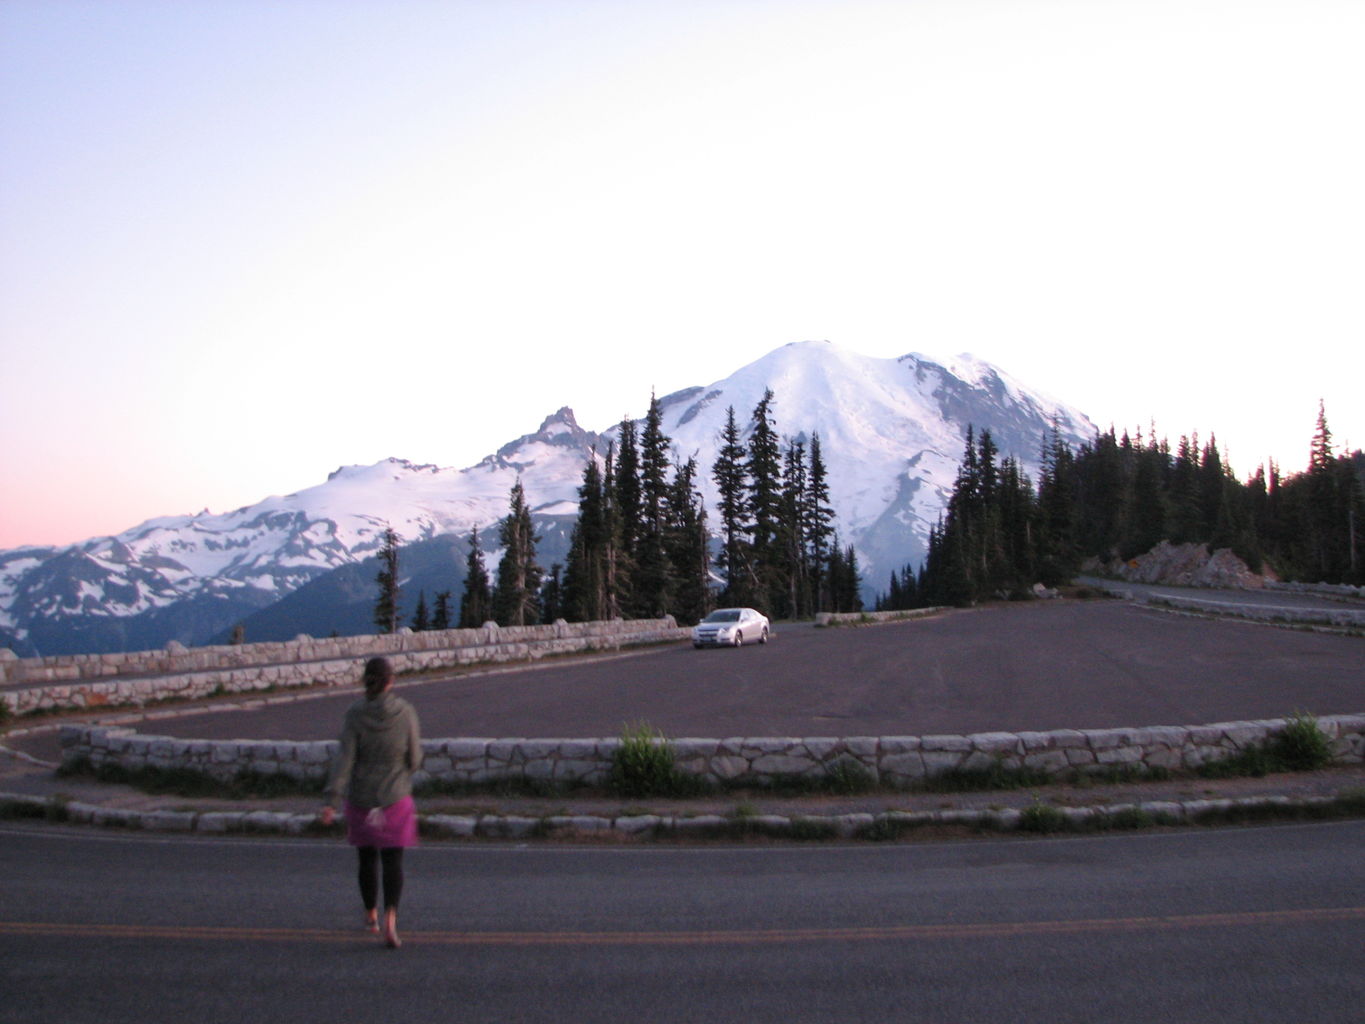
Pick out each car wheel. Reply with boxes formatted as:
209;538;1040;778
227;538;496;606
733;630;743;647
759;627;768;644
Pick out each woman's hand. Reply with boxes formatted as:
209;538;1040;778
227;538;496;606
320;806;335;826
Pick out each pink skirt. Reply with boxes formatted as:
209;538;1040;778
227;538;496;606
344;796;418;848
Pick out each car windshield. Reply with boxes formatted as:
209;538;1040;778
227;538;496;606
703;610;742;623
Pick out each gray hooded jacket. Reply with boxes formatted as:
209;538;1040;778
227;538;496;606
324;691;422;810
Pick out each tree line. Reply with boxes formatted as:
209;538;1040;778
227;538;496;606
880;404;1364;610
374;390;864;633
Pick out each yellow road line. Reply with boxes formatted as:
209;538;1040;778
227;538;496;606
2;906;1361;947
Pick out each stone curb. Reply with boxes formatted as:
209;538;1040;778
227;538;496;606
1085;579;1365;629
3;790;1358;842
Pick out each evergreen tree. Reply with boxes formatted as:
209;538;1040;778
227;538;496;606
458;527;492;628
373;525;401;634
1073;428;1128;560
745;389;784;607
562;454;610;622
664;455;713;624
712;406;752;606
493;480;543;626
1036;423;1079;585
777;437;811;618
600;442;628;619
1290;404;1363;582
541;564;563;623
631;394;674;617
431;590;453;631
411;590;430;632
1310;400;1334;472
996;455;1039;588
1124;439;1167;558
827;538;863;612
614;417;642;557
805;433;837;611
1167;435;1203;544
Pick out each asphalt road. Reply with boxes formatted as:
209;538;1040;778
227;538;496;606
2;819;1362;1023
131;600;1365;751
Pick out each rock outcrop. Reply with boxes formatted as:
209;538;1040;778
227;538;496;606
1085;541;1271;589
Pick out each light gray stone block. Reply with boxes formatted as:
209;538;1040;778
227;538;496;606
921;734;971;752
425;815;478;837
614;815;663;834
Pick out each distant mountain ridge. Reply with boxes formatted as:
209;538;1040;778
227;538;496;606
0;342;1094;655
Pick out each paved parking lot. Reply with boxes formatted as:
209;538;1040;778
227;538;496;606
136;599;1363;745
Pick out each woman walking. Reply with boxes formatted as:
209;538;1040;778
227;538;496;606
321;656;422;948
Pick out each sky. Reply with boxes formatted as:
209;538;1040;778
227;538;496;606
2;0;1362;550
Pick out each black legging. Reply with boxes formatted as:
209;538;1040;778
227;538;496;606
356;847;404;912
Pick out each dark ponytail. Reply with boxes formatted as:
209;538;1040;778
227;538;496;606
362;656;393;699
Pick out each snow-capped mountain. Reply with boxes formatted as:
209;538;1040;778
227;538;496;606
645;342;1091;579
0;342;1093;655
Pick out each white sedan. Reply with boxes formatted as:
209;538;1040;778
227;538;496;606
692;607;770;648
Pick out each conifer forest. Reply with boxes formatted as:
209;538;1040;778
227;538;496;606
436;389;859;630
883;404;1364;611
385;401;1361;632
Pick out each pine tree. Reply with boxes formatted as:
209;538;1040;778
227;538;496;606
600;442;627;619
562;454;609;622
631;394;674;618
493;480;543;626
431;590;453;631
712;406;752;606
541;564;563;623
827;539;863;612
458;528;492;628
745;389;783;607
664;456;712;624
777;437;811;618
411;590;430;632
373;525;401;634
1124;439;1167;558
1036;423;1079;585
805;433;837;611
614;417;642;558
1310;400;1334;472
1167;435;1203;544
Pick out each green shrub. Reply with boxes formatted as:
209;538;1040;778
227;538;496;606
1198;712;1334;779
823;758;877;795
1271;712;1332;772
609;721;704;799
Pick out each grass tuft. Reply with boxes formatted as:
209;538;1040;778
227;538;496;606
1198;712;1334;779
608;721;708;799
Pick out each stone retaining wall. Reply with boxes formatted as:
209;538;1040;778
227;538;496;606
813;608;946;628
59;714;1365;789
1;617;684;686
1;618;687;716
